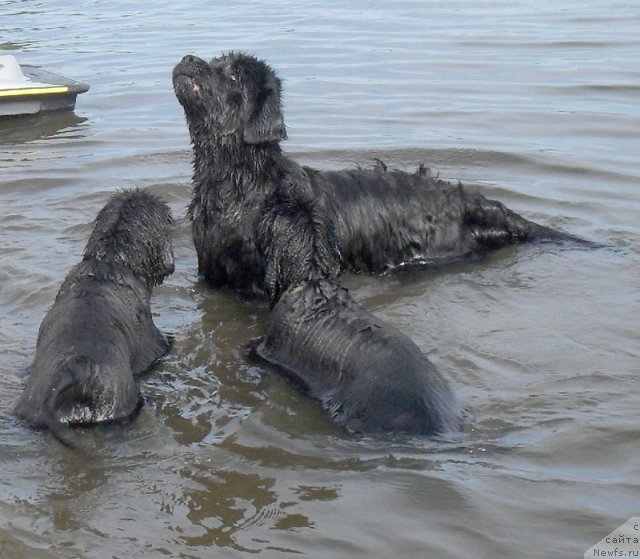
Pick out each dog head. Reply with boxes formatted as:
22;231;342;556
83;189;175;289
173;52;287;145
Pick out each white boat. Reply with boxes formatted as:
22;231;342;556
0;55;89;117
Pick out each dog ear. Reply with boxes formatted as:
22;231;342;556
243;84;287;144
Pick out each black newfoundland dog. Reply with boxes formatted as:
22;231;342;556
173;51;583;296
256;276;462;434
172;52;585;435
13;189;174;443
254;203;462;434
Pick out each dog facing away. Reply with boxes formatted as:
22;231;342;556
255;278;463;435
173;51;586;294
251;189;462;435
13;189;174;443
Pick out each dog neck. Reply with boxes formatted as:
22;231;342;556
190;130;283;196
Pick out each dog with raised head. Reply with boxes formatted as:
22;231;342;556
252;190;462;435
173;51;585;295
13;189;174;442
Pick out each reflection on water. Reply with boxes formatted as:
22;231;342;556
0;112;87;144
178;467;314;551
1;1;639;558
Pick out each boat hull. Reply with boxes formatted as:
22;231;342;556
0;64;89;117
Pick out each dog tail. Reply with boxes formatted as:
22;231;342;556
42;407;77;448
505;208;604;248
465;191;598;248
40;359;92;448
41;380;78;448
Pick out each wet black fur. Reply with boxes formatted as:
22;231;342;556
255;278;463;435
13;189;174;441
250;180;461;434
172;51;588;435
173;51;582;296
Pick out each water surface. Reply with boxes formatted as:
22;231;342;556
1;2;639;558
